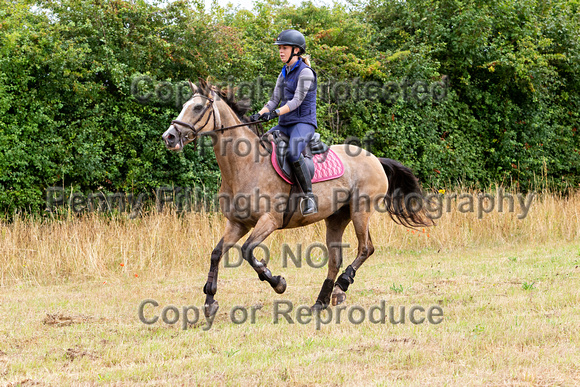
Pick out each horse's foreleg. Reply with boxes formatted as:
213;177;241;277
204;220;249;317
312;205;351;311
241;214;286;294
332;211;375;306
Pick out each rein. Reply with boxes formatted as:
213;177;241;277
171;92;264;139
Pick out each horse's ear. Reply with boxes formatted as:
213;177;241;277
188;79;198;94
198;77;211;96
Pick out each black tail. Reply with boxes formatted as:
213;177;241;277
379;158;434;228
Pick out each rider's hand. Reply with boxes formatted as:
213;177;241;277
259;110;279;121
249;113;261;122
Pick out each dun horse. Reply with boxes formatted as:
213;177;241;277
162;79;432;317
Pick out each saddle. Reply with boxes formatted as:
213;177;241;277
262;130;344;185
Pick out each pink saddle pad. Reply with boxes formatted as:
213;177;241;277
271;143;345;184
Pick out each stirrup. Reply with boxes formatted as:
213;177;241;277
300;194;318;216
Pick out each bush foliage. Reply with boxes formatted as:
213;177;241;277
1;0;578;214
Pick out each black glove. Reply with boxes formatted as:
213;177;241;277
259;110;279;121
249;113;261;122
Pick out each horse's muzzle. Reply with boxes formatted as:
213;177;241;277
162;127;182;150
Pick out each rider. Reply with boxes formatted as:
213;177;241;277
250;29;318;215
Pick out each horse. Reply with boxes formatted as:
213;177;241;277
162;78;432;318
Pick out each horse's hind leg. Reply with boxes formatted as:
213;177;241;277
332;211;375;306
204;220;249;317
311;205;351;311
241;214;287;294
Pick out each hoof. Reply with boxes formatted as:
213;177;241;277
331;286;346;306
310;300;328;312
273;276;287;294
204;300;219;318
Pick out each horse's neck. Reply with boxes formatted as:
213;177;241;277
212;101;265;191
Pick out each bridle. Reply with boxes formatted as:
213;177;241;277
170;91;264;140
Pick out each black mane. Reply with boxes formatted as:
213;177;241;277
216;87;252;120
207;80;263;135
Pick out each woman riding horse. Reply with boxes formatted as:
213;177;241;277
250;29;318;215
162;30;433;317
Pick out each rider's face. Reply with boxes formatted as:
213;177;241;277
278;45;298;63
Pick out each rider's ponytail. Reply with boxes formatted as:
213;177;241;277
301;54;312;67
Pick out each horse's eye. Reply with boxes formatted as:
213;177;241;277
193;104;203;112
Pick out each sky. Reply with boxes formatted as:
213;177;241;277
203;0;348;12
151;0;353;14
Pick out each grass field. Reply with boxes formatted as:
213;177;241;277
1;189;579;386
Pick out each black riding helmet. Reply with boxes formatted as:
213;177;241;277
274;29;306;64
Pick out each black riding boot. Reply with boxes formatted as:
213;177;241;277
291;155;318;215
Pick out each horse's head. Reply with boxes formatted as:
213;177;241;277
162;78;219;151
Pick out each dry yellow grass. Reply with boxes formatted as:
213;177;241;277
0;189;579;385
2;189;579;284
